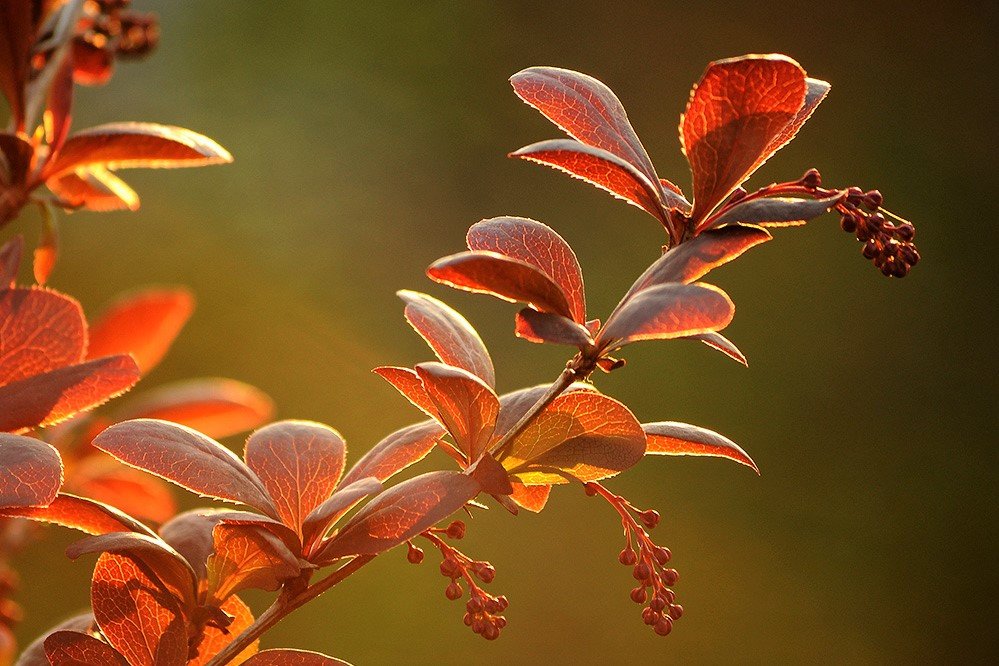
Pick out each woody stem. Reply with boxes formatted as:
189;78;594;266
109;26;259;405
204;554;376;666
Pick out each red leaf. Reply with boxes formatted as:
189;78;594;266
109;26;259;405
243;650;352;666
427;251;573;319
468;452;513;496
705;192;844;230
501;392;646;485
87;288;194;374
515;308;592;347
90;553;188;666
0;235;23;287
398;289;495;387
415;362;499;462
188;595;258;666
340;420;444;487
0;287;85;386
510;66;660;190
681;55;808;222
47;166;141;212
598;283;734;349
373;366;439;419
206;523;302;604
244;420;346;536
643;422;759;474
92;418;277;515
1;492;154;536
301;477;382;549
0;433;62;508
466;216;587;323
625;224;772;300
0;354;140;431
509;482;551;513
689;331;748;366
44;630;128;666
44;52;75;155
46;122;233;179
0;1;33;129
510;139;669;224
316;471;480;562
762;77;831;164
15;613;96;666
113;377;274;440
65;457;177;524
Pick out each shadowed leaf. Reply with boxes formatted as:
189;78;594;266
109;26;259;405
14;612;97;666
493;382;597;436
0;433;62;507
340;420;444;487
86;288;194;374
244;420;346;536
0;354;140;432
427;251;573;319
316;471;480;562
113;378;274;440
643;422;759;474
301;477;382;548
682;55;807;222
92;419;277;515
466;217;586;323
502;391;646;484
46;122;233;178
398;290;495;387
515;308;592;346
188;595;258;666
158;509;284;581
598;283;734;348
43;630;127;666
242;650;352;666
91;553;188;666
706;192;844;230
416;362;499;462
207;523;302;603
762;77;831;163
0;287;85;385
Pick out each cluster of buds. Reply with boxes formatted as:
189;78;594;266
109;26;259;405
585;483;682;637
72;0;160;85
408;521;508;640
836;187;919;277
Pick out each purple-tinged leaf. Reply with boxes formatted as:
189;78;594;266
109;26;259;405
705;192;844;230
643;422;759;474
301;477;382;547
515;308;593;347
689;331;748;366
598;283;735;349
340;420;444;487
242;650;352;666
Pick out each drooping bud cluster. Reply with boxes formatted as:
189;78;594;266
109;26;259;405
72;0;160;85
415;521;508;640
586;483;682;636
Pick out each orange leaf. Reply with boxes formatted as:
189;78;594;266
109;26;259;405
316;471;480;562
340;420;444;487
398;290;495;387
113;377;274;440
242;650;352;666
244;420;346;536
681;55;807;222
189;595;258;666
0;287;85;386
415;362;499;462
93;419;277;515
373;366;439;419
0;433;62;508
427;251;574;319
509;482;551;513
15;613;97;666
66;457;177;524
207;523;301;603
0;492;154;536
597;283;734;349
501;392;646;485
47;166;141;212
301;477;382;549
643;422;759;474
46;122;233;179
0;354;140;431
87;288;194;374
91;553;188;666
43;630;128;666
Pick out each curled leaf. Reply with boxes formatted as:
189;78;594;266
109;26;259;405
47;165;141;212
242;650;352;666
643;421;759;474
301;477;382;547
689;331;748;366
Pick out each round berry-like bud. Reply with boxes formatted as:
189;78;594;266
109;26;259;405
446;521;466;539
630;587;648;604
650;595;667;612
471;618;485;634
407;545;424;564
900;245;920;265
862;241;879;259
896;223;915;241
653;546;671;565
495;595;509;611
801;168;821;189
642;607;658;625
463;612;473;626
654;617;674;636
640;510;661;529
880;262;894;277
892;262;909;278
474;563;496;583
619;548;638;566
495;616;508;629
445;581;463;600
662;568;679;586
584;483;598;496
846;186;864;203
669;604;684;620
467;596;484;613
440;558;458;578
864;190;883;208
633;563;651;581
869;212;886;228
840;215;857;233
483;624;500;640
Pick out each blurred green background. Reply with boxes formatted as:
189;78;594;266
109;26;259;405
7;0;997;663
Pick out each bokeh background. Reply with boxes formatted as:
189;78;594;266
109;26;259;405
6;1;997;663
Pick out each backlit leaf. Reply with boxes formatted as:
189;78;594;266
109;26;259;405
207;523;301;603
373;366;438;419
427;251;573;319
91;553;188;666
43;630;127;666
188;595;258;666
762;77;831;163
501;392;645;485
510;139;667;223
93;419;277;515
0;235;23;287
508;482;551;513
398;290;494;387
493;382;597;436
340;420;444;486
242;650;352;666
598;283;734;349
681;55;807;222
316;471;480;562
66;456;176;524
0;433;62;508
113;378;274;440
514;308;592;347
46;122;233;178
1;492;154;536
643;422;759;474
301;477;382;548
0;287;85;385
466;216;586;323
14;612;97;666
0;354;141;431
415;362;499;461
689;331;748;366
244;420;346;536
47;166;141;212
705;192;844;230
86;288;194;374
